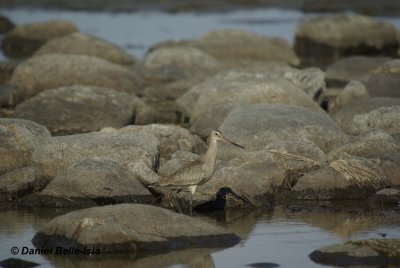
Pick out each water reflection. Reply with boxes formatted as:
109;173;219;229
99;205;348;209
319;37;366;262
40;248;216;268
0;204;399;268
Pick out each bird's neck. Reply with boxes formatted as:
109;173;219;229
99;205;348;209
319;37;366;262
201;139;218;166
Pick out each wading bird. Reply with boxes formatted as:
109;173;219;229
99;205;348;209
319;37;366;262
150;129;245;214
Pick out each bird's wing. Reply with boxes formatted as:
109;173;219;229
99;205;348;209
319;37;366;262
155;160;206;187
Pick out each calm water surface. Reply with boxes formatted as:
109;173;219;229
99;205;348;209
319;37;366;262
1;206;399;267
1;8;400;61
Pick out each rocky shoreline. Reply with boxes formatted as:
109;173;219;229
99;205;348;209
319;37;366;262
1;11;399;264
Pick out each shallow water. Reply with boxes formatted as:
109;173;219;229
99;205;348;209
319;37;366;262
1;8;400;61
1;205;399;267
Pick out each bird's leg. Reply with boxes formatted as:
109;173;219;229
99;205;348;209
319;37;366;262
190;193;193;215
188;185;197;216
175;189;183;214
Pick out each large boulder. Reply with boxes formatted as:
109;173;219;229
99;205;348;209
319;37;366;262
1;20;78;58
194;29;300;66
13;85;152;135
326;56;391;86
0;118;50;176
332;97;400;135
35;32;137;65
177;65;325;116
217;104;347;159
178;71;323;137
365;59;400;98
118;124;206;161
327;129;400;161
25;157;154;207
30;127;159;180
310;239;400;267
9;54;143;98
294;14;398;65
32;204;240;254
142;46;220;83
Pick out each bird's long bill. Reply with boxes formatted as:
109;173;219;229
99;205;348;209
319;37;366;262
221;135;245;149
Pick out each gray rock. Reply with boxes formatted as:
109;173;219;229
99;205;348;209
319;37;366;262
292;167;352;200
177;66;325;118
293;154;389;200
126;161;160;186
310;239;400;267
1;20;78;58
0;118;50;137
119;124;206;161
0;166;45;201
369;188;400;204
35;32;137;65
332;97;400;135
218;104;347;159
0;258;39;268
294;14;398;65
329;80;370;114
378;152;400;186
142;46;220;83
0;84;24;107
0;118;50;176
178;71;323;137
13;85;145;135
326;56;391;86
9;54;143;98
327;129;400;161
31;128;159;180
26;157;154;207
0;61;18;85
141;76;207;123
302;0;400;17
366;59;400;98
32;204;240;254
281;66;325;99
194;29;300;66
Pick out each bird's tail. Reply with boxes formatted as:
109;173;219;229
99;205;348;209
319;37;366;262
148;177;176;187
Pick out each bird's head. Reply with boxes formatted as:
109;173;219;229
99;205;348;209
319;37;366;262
209;129;245;149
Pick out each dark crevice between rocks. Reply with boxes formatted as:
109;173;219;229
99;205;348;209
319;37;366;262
32;232;240;258
325;79;349;89
1;37;44;59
